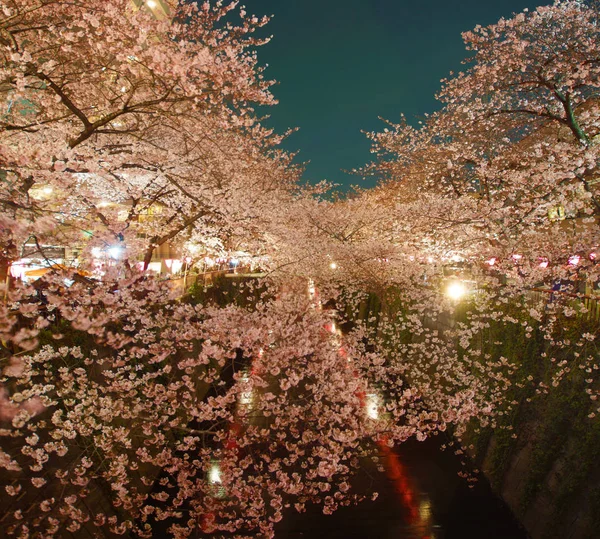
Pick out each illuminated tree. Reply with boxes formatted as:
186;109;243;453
364;1;600;270
0;0;296;270
346;3;600;485
1;2;599;538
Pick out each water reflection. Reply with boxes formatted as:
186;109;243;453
207;460;226;499
220;310;525;539
377;435;434;537
275;437;526;539
419;499;432;524
237;372;254;406
208;461;222;485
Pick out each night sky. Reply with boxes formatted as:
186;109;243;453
246;0;550;190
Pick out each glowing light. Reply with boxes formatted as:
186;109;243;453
366;393;379;420
91;247;102;258
419;500;432;521
308;278;316;295
539;258;549;269
208;463;221;485
97;201;111;208
165;259;184;273
329;262;338;270
512;254;522;261
107;246;122;259
427;256;434;264
120;86;127;93
486;257;497;266
568;255;580;266
42;186;53;195
146;0;158;8
446;281;467;301
169;259;183;274
10;263;27;280
238;374;253;405
147;262;161;273
239;391;253;405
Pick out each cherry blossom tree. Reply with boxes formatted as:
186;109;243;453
345;0;600;477
1;264;499;538
363;0;600;278
1;1;599;538
0;0;298;272
441;0;600;145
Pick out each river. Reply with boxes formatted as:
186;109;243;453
275;437;527;539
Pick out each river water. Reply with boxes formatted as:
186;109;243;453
275;437;527;539
271;315;527;538
151;434;527;539
151;341;528;538
150;381;528;539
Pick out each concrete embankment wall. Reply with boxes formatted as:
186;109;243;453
466;407;600;539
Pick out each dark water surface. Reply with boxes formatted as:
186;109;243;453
275;437;528;539
150;354;527;538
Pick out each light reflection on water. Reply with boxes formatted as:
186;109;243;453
228;336;525;539
235;368;256;419
275;433;528;539
233;357;438;538
376;435;436;539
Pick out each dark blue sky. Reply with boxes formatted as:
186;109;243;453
247;0;549;189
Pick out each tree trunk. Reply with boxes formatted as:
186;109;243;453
142;242;156;271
